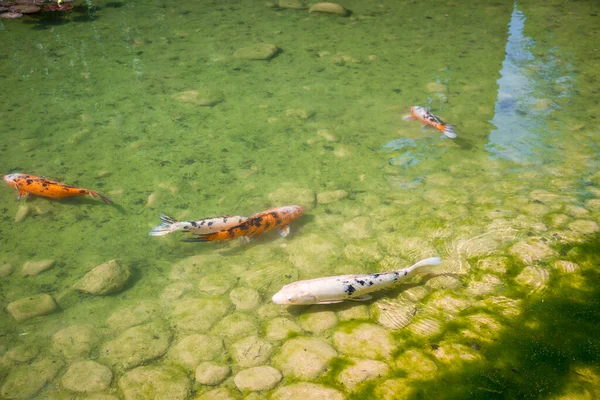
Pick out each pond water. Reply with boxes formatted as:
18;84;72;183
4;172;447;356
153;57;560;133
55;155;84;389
0;0;599;399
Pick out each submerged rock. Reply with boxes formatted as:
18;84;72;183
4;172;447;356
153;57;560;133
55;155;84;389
168;334;223;371
509;239;556;264
6;344;38;363
173;89;224;106
231;336;273;368
73;259;131;295
265;317;303;341
372;298;417;330
394;349;437;379
14;204;30;223
298;309;338;334
195;362;230;385
272;383;344;400
333;323;396;359
234;366;283;392
21;259;55;276
229;287;261;311
61;360;113;393
211;312;259;342
515;266;549;295
52;324;100;360
171;298;231;333
0;357;64;399
273;337;337;380
107;300;161;332
0;263;14;278
268;187;316;210
7;294;58;322
308;2;350;16
337;358;389;392
119;365;190;400
317;190;348;205
101;321;172;369
234;44;280;60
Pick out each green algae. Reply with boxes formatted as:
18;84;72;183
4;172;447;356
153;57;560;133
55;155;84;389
0;0;599;398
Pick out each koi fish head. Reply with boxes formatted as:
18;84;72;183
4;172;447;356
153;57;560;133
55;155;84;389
410;106;427;118
272;285;317;305
3;173;21;188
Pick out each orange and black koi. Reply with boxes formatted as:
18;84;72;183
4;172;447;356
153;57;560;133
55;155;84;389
3;173;112;203
183;205;304;242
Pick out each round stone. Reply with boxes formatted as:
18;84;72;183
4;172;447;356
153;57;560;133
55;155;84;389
234;366;283;391
229;287;261;311
273;337;337;380
52;325;100;360
231;336;273;368
272;383;344;400
168;334;223;371
61;361;112;393
336;358;389;392
298;309;337;334
173;88;224;106
333;323;396;359
195;362;230;385
308;2;350;16
119;366;190;400
265;317;303;341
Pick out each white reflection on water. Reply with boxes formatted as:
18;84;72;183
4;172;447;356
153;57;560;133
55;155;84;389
486;2;569;163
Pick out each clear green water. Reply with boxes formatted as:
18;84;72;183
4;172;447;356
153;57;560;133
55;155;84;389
0;0;599;399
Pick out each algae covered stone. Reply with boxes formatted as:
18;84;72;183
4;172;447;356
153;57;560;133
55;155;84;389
234;366;283;392
101;321;172;369
273;336;337;380
73;259;131;295
52;324;100;360
229;287;261;311
61;360;113;393
119;365;190;400
337;358;389;392
234;44;280;60
333;323;396;359
168;334;223;371
7;294;58;322
231;336;273;368
272;382;344;400
0;263;14;278
21;259;55;276
195;362;230;385
173;88;224;107
308;2;350;17
1;357;64;399
266;317;303;341
171;297;231;333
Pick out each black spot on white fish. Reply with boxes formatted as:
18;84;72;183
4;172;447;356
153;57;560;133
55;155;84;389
345;285;356;294
373;274;380;278
404;271;408;276
356;279;366;286
208;221;213;227
191;221;198;227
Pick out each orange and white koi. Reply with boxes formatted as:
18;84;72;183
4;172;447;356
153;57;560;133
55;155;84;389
184;205;304;242
3;173;112;203
149;214;248;236
404;106;457;138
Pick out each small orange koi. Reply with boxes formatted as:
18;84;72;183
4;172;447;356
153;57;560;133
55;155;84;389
404;106;457;138
184;205;304;242
3;173;112;203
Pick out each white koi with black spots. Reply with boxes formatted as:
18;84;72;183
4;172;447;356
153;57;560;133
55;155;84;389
271;257;442;305
149;214;248;237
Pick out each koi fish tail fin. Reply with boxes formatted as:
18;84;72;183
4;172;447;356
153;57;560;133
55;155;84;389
442;124;457;139
149;214;179;237
406;257;442;275
89;190;113;204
